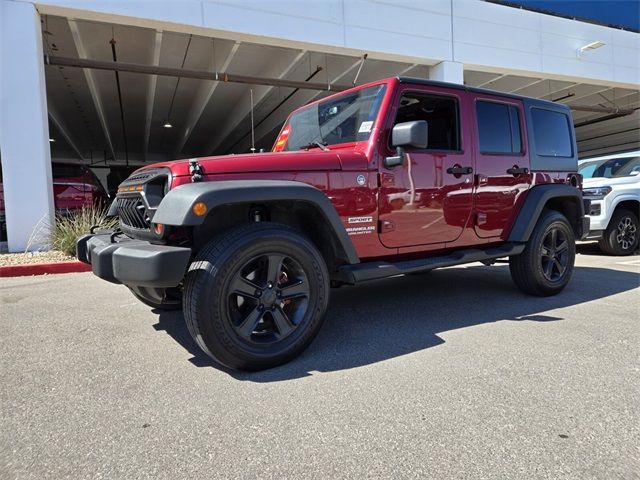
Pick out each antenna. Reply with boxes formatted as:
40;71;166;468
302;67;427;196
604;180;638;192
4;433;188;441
250;89;256;153
352;53;368;86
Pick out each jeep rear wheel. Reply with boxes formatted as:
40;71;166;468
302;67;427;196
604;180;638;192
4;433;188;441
509;210;575;296
183;223;329;371
598;209;639;256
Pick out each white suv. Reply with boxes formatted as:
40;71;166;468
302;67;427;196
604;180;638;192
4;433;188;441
579;151;640;255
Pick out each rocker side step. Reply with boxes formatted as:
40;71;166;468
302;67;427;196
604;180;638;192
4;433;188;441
339;243;525;284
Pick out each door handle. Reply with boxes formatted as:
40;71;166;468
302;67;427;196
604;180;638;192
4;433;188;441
447;165;473;175
506;166;529;176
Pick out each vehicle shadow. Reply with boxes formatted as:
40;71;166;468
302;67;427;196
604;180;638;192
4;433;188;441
577;241;640;256
153;264;639;382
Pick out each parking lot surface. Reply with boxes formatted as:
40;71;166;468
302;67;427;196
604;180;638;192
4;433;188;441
1;245;639;479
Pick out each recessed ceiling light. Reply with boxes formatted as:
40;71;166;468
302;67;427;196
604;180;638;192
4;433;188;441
163;122;173;128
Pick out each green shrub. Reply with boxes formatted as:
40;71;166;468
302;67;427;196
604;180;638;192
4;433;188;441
50;207;118;256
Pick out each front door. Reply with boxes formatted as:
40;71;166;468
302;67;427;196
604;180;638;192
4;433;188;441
378;87;474;249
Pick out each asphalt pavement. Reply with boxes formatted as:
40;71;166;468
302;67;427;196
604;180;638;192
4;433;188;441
1;244;639;479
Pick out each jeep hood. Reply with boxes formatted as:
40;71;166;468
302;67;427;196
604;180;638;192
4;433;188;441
583;175;640;187
143;150;368;177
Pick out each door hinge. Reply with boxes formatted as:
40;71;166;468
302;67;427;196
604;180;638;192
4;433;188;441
475;174;488;187
379;172;395;187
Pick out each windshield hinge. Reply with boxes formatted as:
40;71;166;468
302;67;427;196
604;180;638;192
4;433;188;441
189;158;204;182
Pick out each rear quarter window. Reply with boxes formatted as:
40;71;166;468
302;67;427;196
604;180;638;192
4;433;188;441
531;108;572;157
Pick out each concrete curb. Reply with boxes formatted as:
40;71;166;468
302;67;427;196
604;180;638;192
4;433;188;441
0;261;92;278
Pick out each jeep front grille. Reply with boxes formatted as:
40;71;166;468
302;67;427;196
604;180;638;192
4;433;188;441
116;196;149;230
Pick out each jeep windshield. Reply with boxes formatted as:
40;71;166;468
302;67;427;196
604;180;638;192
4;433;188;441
581;156;640;179
274;84;387;152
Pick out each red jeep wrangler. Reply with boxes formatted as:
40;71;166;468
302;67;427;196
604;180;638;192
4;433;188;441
78;77;588;370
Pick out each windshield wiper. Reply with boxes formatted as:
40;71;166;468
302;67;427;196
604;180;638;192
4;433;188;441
300;141;329;151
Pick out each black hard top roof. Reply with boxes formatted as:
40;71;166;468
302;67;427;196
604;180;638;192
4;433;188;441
397;76;562;109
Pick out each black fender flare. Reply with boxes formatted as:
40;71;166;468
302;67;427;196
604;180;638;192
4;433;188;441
153;180;359;264
507;184;588;242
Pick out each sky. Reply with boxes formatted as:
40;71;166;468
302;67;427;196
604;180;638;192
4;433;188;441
508;0;640;31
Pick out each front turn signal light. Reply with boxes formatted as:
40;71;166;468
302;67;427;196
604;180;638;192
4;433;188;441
153;223;165;235
192;202;208;217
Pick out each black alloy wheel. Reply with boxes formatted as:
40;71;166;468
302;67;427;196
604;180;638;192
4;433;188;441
509;210;576;296
227;253;310;344
183;222;329;371
540;226;570;282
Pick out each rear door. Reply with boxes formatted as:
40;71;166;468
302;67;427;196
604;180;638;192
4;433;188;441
472;96;531;239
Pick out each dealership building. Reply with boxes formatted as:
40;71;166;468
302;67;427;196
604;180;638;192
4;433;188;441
0;0;638;252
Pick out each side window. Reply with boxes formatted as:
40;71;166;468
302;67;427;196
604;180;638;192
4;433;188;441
476;101;522;154
531;108;572;157
393;92;460;151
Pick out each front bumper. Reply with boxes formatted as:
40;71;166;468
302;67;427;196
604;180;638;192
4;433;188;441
585;199;608;231
77;233;191;287
581;197;606;239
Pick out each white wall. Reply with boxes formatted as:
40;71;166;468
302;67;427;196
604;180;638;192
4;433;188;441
1;0;55;252
452;0;639;87
28;0;639;89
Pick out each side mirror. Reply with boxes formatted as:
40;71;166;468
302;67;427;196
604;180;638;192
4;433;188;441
384;121;428;168
392;120;428;149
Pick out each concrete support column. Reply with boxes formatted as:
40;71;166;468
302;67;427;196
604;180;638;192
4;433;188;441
0;1;54;251
429;61;464;85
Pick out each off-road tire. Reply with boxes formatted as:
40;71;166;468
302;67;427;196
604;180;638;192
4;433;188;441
183;222;329;371
128;286;182;310
509;210;575;296
598;209;639;256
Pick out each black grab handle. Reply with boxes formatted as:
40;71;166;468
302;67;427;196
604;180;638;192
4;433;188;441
446;166;473;175
506;166;529;176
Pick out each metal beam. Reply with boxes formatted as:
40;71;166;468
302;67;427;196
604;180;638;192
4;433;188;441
476;73;507;88
508;78;544;93
305;58;363;104
45;55;353;92
47;107;84;161
542;82;581;100
143;30;163;160
234;58;364;153
570;105;636;114
66;20;117;161
574;109;638;128
398;63;420;76
566;88;638;110
206;49;306;154
560;85;611;104
174;41;241;155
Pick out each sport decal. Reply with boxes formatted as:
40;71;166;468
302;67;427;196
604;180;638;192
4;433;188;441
348;216;373;224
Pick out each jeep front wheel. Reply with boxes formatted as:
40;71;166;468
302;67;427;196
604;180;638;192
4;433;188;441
509;210;575;296
598;209;639;256
183;223;329;371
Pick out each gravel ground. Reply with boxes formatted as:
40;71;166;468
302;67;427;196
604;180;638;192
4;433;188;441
0;250;75;266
